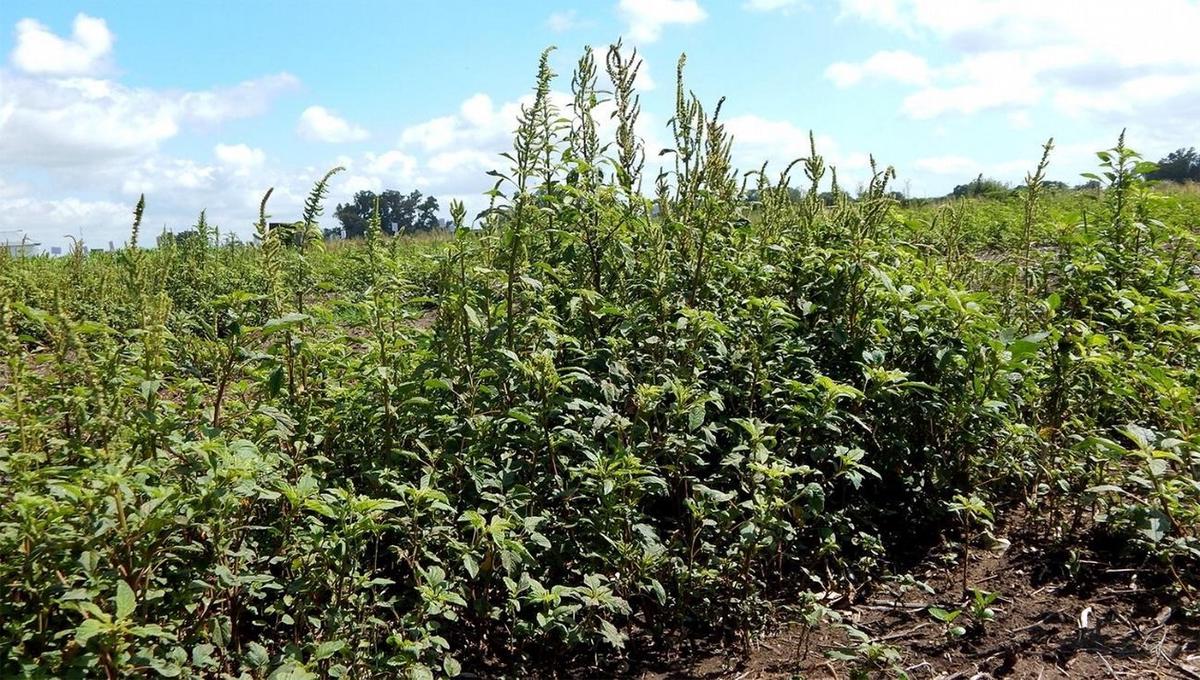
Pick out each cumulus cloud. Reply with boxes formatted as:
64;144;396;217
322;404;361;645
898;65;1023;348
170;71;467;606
0;195;131;246
826;50;931;88
296;106;370;143
11;13;113;76
180;74;301;124
214;143;266;175
0;13;308;247
617;0;707;43
0;71;299;168
832;0;1200;141
724;114;872;190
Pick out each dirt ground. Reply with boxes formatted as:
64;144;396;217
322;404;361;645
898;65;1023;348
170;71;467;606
574;510;1200;679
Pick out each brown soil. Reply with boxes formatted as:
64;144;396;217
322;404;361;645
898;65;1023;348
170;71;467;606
554;510;1199;679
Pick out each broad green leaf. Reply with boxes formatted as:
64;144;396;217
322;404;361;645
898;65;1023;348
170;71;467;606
115;581;136;620
313;640;345;661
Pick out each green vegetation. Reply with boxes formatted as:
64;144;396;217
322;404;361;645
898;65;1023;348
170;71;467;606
332;189;442;239
2;46;1198;678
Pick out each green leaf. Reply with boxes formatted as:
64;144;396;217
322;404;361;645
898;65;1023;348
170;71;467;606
598;619;626;649
245;642;270;668
443;656;462;677
506;408;535;426
149;659;182;677
192;643;217;668
928;607;961;623
75;618;107;644
262;313;311;335
268;661;317;680
115;581;136;620
313;640;345;661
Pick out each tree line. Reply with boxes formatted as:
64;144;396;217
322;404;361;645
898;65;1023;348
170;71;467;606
329;189;441;239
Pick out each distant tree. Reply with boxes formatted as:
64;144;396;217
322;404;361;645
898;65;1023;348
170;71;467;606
172;230;208;250
333;190;440;238
157;229;210;250
1147;147;1200;183
951;174;1010;198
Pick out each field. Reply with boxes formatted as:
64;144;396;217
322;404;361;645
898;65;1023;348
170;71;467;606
2;49;1199;678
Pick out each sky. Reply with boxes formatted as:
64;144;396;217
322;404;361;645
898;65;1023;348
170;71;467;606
2;0;1200;250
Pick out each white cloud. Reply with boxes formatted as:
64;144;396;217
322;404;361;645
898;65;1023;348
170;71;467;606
617;0;707;43
0;71;299;168
180;73;300;124
837;0;908;31
744;0;805;12
825;50;931;88
120;157;218;196
214;143;266;175
0;195;131;246
547;10;580;32
0;13;310;247
913;155;977;175
11;13;113;76
363;150;417;178
724;114;872;190
297;106;370;143
905;140;1107;194
833;0;1200;139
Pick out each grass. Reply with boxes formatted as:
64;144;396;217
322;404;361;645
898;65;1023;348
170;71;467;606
1;45;1198;678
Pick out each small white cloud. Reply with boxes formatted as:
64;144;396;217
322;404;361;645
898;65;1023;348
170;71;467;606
400;115;459;151
460;93;494;128
340;174;383;195
836;0;908;31
617;0;707;43
297;105;369;143
361;150;418;186
181;73;300;124
825;50;931;88
214;143;265;175
743;0;805;12
547;10;579;32
11;13;113;76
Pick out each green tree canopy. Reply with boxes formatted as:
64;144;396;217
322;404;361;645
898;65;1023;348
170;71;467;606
951;174;1010;199
334;189;441;238
1147;147;1200;183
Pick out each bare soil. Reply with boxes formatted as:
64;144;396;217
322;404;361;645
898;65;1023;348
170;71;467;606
551;509;1199;679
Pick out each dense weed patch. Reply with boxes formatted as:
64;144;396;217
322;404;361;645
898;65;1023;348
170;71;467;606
1;47;1198;678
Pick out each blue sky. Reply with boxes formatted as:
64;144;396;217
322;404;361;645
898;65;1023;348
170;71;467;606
2;0;1199;249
